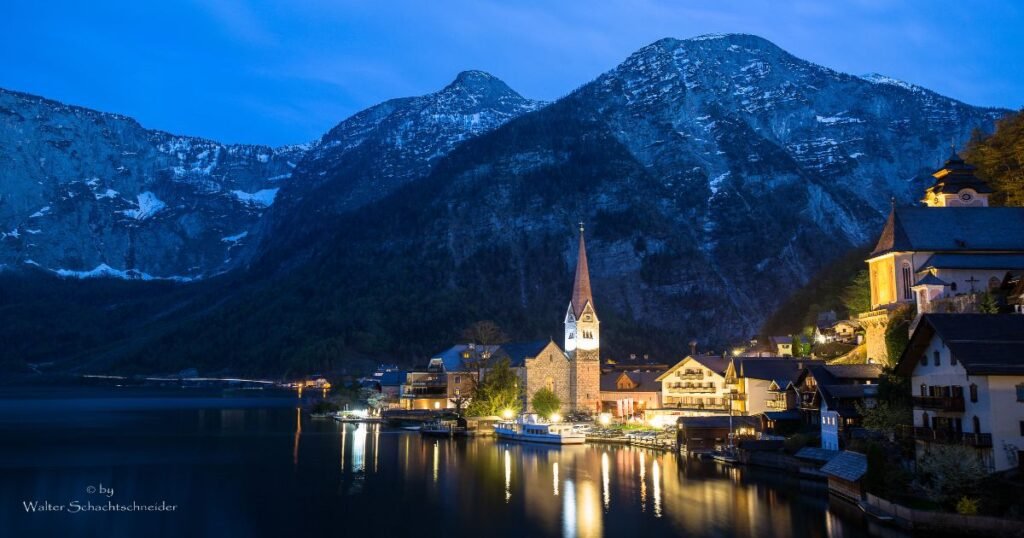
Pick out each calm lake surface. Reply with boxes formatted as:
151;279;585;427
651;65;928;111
0;386;903;537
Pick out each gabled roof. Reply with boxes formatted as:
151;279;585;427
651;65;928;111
918;253;1024;272
870;207;1024;258
924;152;994;196
570;227;594;318
657;355;729;381
914;273;949;287
431;344;501;371
498;340;559;367
733;358;806;386
600;371;662;392
896;314;1024;376
823;364;882;380
820;451;867;482
795;447;839;463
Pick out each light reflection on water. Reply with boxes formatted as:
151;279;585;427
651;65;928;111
0;394;899;538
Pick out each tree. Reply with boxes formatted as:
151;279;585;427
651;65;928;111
531;388;561;418
461;320;509;346
885;305;914;368
841;269;871;317
449;393;471;415
466;358;522;417
964;110;1024;207
917;445;987;507
979;291;999;314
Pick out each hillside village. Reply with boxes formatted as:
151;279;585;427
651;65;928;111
358;152;1024;522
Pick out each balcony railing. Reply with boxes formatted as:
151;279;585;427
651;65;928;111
905;427;992;448
677;373;704;380
912;396;965;412
663;402;729;411
766;400;789;410
402;386;448;397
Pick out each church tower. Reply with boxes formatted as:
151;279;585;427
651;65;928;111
922;152;992;207
565;224;600;413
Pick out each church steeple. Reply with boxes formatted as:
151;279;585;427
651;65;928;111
922;151;992;207
571;223;594;318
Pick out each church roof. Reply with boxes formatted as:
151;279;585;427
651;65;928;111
924;152;994;196
431;344;501;371
918;253;1024;272
870;207;1024;258
913;273;949;287
896;314;1024;376
498;340;556;367
571;227;594;318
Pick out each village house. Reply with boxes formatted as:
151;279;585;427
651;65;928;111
895;314;1024;473
769;336;794;357
860;154;1024;363
599;370;662;418
725;358;806;416
792;364;882;450
651;355;733;424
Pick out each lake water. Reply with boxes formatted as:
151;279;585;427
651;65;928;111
0;386;902;537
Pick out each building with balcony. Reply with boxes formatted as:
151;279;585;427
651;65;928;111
725;357;807;416
652;355;733;420
792;364;882;450
859;153;1024;364
896;314;1024;473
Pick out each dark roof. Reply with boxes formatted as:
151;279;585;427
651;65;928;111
896;314;1024;376
734;358;806;386
677;415;761;430
600;371;662;392
914;273;949;287
498;340;557;367
770;336;793;344
870;207;1024;258
823;384;875;399
761;410;802;421
690;355;730;375
820;451;868;482
924;153;994;196
795;447;840;462
379;371;407;386
431;344;501;371
918;253;1024;272
823;364;882;380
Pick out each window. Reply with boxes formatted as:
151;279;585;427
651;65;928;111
970;384;978;403
950;282;958;292
920;353;928;367
973;416;980;434
1020;421;1024;436
933;351;940;366
922;413;929;428
1016;384;1024;402
902;262;913;300
920;384;927;397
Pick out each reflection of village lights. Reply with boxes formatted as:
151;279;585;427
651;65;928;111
639;451;647;509
652;459;662;518
504;449;512;503
552;462;559;496
562;480;576;538
601;452;610;510
550;413;562;423
293;407;301;466
432;441;439;483
340;423;347;471
598;413;612;426
352;423;367;472
502;409;514;420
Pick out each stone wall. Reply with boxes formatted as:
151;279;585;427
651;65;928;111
523;342;572;413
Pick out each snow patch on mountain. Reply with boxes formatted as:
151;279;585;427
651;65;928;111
54;263;192;282
232;188;279;207
120;192;167;220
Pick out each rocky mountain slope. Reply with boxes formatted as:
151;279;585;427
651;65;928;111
0;34;1010;374
0;88;306;279
251;70;544;263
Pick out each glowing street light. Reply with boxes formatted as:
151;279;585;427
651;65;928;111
550;413;562;423
502;409;514;420
598;412;612;426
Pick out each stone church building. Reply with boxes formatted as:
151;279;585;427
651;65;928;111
414;225;602;414
860;153;1024;364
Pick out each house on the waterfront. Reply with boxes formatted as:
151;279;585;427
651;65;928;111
792;364;882;450
860;153;1024;363
676;415;761;452
651;355;733;423
726;358;806;416
820;451;868;501
895;314;1024;473
599;370;662;418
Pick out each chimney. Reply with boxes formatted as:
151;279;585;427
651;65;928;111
689;339;698;356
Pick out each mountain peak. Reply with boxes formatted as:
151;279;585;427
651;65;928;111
442;69;517;96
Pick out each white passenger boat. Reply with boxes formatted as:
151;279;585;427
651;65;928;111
494;414;586;445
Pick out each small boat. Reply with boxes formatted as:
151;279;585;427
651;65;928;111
309;412;333;420
419;419;467;438
711;448;739;465
494;414;586;445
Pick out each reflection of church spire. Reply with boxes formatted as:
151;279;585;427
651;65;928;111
571;223;593;318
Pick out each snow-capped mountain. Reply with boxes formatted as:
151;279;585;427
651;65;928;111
252;70;545;262
0;88;307;279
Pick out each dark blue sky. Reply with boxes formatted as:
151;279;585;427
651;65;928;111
3;1;1021;146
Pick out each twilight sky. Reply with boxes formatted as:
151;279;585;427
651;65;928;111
3;1;1021;146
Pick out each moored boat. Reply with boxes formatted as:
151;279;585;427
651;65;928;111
419;419;467;438
494;414;586;445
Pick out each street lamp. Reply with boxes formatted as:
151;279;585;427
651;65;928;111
502;409;514;420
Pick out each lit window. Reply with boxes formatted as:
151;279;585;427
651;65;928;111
902;262;913;300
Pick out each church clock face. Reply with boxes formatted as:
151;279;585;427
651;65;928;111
960;192;973;202
584;314;592;321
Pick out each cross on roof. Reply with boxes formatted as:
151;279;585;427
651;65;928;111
966;275;980;292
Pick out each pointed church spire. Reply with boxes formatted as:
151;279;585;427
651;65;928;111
571;223;593;318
